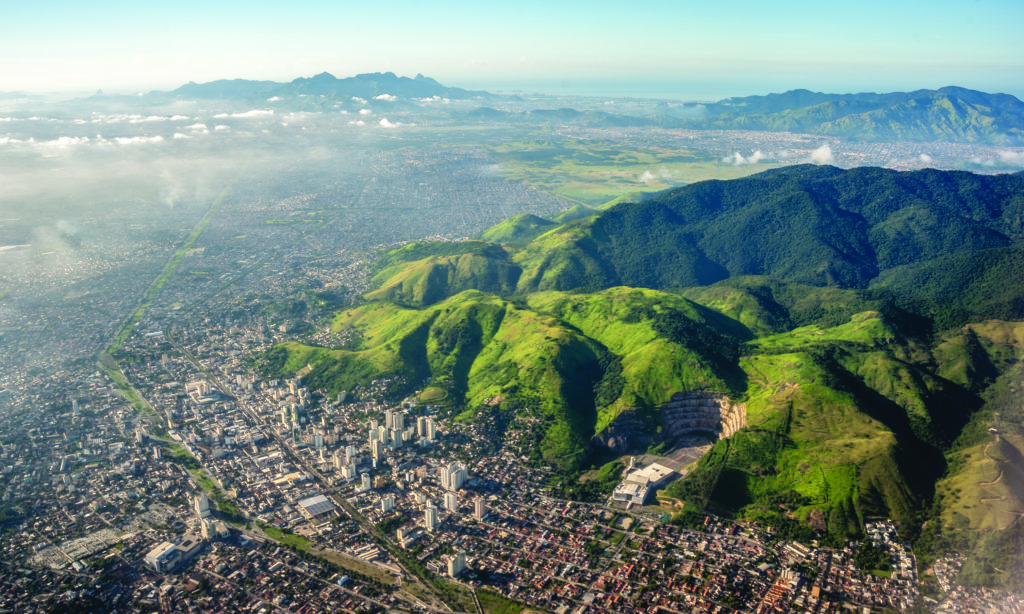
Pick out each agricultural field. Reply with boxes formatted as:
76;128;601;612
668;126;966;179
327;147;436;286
487;138;783;205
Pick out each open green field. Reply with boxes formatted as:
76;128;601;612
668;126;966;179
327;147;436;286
487;138;784;205
477;589;525;614
261;524;313;551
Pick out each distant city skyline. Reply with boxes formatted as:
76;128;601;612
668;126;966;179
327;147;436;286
3;0;1024;99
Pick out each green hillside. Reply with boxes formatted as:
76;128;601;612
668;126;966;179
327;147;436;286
478;213;558;247
367;242;520;307
263;165;1024;591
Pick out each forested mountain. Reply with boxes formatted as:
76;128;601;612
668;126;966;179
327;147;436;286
699;87;1024;144
262;166;1024;591
516;165;1024;294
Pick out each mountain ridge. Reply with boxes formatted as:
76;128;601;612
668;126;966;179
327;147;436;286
261;165;1024;592
153;71;489;101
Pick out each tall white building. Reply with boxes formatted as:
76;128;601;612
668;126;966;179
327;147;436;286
474;498;487;521
439;461;467;491
361;473;372;491
195;494;212;519
381;496;395;513
447;551;466;578
341;462;357;481
444;491;458;512
424;505;438;532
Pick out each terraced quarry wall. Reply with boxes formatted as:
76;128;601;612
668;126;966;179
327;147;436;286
594;391;746;453
660;391;746;440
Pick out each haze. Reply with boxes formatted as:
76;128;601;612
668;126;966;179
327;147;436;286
4;0;1024;98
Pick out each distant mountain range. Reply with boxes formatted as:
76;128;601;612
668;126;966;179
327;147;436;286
697;86;1024;145
149;72;1024;145
151;71;488;101
468;86;1024;146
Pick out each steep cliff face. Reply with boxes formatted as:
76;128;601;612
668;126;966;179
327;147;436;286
592;409;656;453
661;391;746;439
594;391;746;453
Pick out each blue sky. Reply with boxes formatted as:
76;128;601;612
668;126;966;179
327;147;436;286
4;0;1024;98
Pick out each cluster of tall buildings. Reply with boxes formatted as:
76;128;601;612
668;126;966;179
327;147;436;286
439;461;467;492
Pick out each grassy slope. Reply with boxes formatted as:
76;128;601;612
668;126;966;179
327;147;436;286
366;251;521;307
526;287;744;431
930;322;1024;589
264;291;603;471
478;213;558;247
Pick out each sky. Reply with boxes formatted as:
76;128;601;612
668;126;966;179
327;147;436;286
4;0;1024;99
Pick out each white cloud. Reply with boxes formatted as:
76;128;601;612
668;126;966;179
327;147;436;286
809;144;834;165
214;125;230;132
213;109;274;119
267;96;283;102
186;122;209;134
997;150;1024;165
348;120;366;126
639;170;655;184
113;135;164;145
373;93;397;102
919;153;934;164
722;150;766;166
172;132;191;140
46;136;91;148
359;108;373;116
351;96;367;104
378;118;398;128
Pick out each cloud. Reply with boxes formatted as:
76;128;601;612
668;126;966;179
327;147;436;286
351;96;367;104
172;132;191;140
997;150;1024;165
373;93;397;102
348;120;366;126
919;153;934;164
809;144;834;165
186;122;209;134
722;150;765;166
129;114;188;123
50;136;91;147
967;151;1024;167
378;118;399;128
638;170;655;184
213;109;274;119
359;108;373;116
214;125;230;132
267;96;283;102
112;135;164;145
